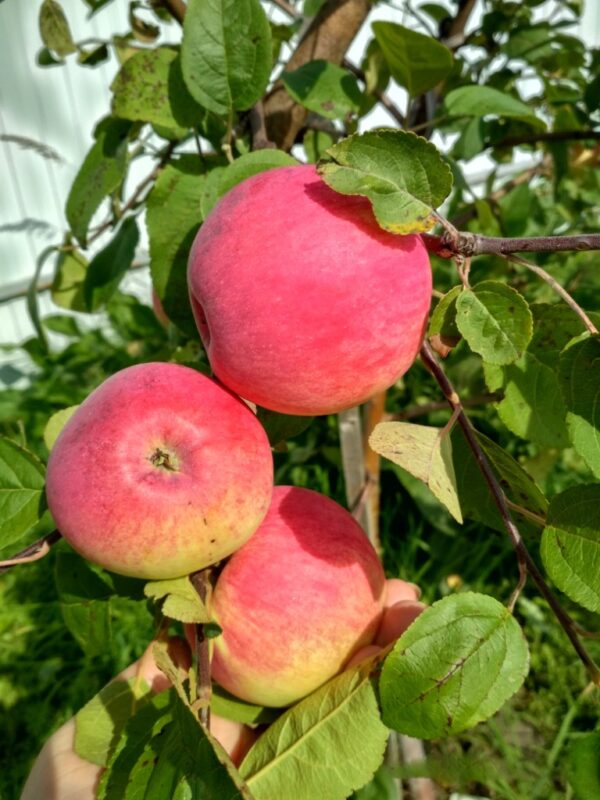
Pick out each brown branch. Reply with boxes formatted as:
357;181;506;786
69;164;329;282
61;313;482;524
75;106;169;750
423;231;600;258
158;0;186;24
263;0;371;150
248;101;277;150
0;531;62;574
190;568;213;728
420;340;600;686
495;129;600;149
506;253;599;335
441;0;477;48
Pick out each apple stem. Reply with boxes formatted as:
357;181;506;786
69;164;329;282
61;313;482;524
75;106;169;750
190;568;213;728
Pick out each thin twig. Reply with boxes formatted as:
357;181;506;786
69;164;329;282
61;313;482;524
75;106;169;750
0;531;62;574
420;340;600;685
505;500;546;529
386;393;502;422
342;59;406;128
506;253;599;335
190;568;213;728
496;129;600;148
85;141;176;247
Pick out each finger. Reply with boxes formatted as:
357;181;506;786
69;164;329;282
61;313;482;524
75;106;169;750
374;600;427;647
384;578;421;606
210;714;260;766
20;718;100;800
344;644;383;670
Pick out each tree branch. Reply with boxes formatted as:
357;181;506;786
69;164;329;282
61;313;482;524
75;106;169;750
423;231;600;258
158;0;186;24
420;340;600;686
263;0;371;149
190;568;213;728
0;531;62;574
248;101;277;150
495;129;600;149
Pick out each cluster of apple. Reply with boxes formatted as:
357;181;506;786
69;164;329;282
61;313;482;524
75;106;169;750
45;165;432;713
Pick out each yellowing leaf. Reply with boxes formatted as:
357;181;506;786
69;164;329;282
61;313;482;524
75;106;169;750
370;421;463;522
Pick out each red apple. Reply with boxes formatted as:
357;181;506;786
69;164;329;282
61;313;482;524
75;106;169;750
187;164;432;416
45;363;273;579
211;486;386;707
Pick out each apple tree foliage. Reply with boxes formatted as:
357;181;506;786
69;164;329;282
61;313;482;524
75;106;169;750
2;0;600;797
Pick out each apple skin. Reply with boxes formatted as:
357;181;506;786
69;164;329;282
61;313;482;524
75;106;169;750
45;363;273;580
211;485;386;707
187;164;432;416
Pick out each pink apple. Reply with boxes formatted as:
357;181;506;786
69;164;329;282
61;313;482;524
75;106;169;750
187;164;432;416
45;363;273;579
211;486;386;707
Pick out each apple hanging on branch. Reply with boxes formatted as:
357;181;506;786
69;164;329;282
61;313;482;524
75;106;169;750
187;162;433;416
45;362;274;580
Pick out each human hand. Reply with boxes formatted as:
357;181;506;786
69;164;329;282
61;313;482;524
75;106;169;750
20;637;255;800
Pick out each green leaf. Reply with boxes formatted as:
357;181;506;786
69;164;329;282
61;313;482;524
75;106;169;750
55;551;114;657
281;60;362;120
530;303;595;368
0;437;46;551
43;405;79;451
456;281;533;366
111;47;205;137
66;118;130;246
146;156;205;335
541;485;600;613
369;421;462;523
84;217;139;312
144;576;210;624
37;45;64;67
568;731;600;799
240;660;389;800
217;150;298;198
43;314;80;337
372;22;453;97
75;677;154;767
492;352;570;448
318;130;453;234
200;165;228;218
256;408;313;447
39;0;76;57
100;693;254;800
451;427;548;536
380;593;529;738
51;249;88;311
444;85;544;128
303;129;335;164
211;684;280;726
559;335;600;479
181;0;272;116
78;42;110;67
97;691;173;800
428;285;462;347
